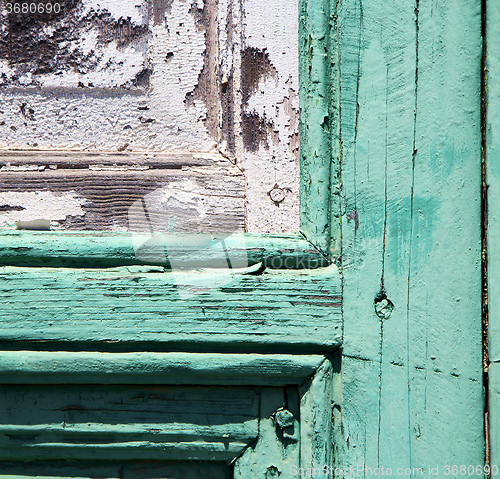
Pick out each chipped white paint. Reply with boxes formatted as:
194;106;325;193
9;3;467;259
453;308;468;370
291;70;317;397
0;0;215;152
240;0;300;233
0;191;86;226
0;0;301;233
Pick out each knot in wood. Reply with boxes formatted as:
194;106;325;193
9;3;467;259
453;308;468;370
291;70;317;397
374;297;394;320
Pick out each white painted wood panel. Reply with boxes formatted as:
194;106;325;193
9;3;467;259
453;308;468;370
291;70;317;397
0;0;300;232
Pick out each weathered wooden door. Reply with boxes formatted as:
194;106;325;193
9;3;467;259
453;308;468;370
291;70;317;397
0;0;341;477
0;0;488;477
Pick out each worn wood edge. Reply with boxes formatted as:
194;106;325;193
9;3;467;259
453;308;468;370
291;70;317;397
299;0;341;258
299;355;341;474
487;0;500;363
0;232;330;269
0;150;230;168
0;351;327;385
0;441;249;462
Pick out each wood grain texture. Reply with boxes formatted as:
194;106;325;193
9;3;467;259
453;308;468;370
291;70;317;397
299;356;342;475
299;0;341;257
0;0;303;235
0;152;245;232
0;231;329;269
340;0;484;474
0;351;326;386
0;384;259;461
0;265;341;351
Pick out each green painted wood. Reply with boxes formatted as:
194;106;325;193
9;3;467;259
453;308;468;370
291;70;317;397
0;351;326;385
340;0;484;474
486;0;500;361
299;0;341;257
0;231;329;269
0;385;260;462
487;0;500;468
0;265;341;350
0;461;231;479
299;356;342;475
234;387;300;478
489;363;500;470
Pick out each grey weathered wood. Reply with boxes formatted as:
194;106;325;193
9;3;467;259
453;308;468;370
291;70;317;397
0;351;326;386
0;384;259;461
0;152;245;232
0;265;341;350
0;0;302;234
340;0;484;473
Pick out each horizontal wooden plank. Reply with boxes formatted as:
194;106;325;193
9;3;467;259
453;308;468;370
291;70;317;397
0;265;341;350
0;151;218;169
0;231;330;268
0;461;230;479
0;152;245;232
0;351;326;385
0;385;260;462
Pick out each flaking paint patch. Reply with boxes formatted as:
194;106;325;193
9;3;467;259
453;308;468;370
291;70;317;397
0;191;86;225
0;0;215;151
0;0;149;89
184;0;220;141
239;0;300;233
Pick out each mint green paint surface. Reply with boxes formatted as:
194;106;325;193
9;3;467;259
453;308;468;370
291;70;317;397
487;0;500;468
299;0;341;257
339;0;484;475
0;231;329;269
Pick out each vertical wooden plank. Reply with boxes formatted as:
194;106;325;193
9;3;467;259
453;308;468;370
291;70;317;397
299;357;342;475
487;0;500;468
299;0;341;256
239;0;302;234
340;0;484;475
